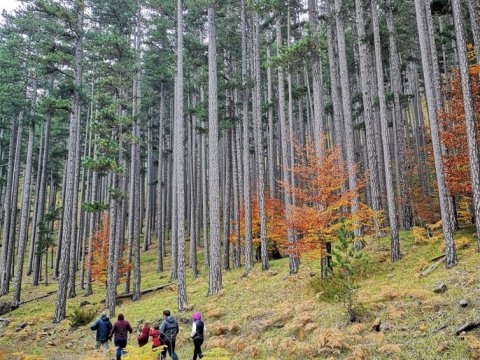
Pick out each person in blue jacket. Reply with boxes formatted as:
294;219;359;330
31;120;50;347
91;311;112;355
159;310;179;360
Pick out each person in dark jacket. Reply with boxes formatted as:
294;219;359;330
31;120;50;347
159;310;179;360
109;313;133;360
137;322;150;347
191;312;205;360
90;312;112;355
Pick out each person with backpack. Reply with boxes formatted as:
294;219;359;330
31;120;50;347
109;313;133;360
191;312;205;360
90;311;112;356
159;310;179;360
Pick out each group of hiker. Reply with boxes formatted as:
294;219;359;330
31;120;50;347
90;310;205;360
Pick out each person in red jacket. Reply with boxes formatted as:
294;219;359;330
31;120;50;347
149;324;162;349
109;313;133;360
137;322;150;347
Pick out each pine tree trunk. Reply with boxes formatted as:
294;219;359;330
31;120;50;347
334;0;361;235
308;0;326;155
451;0;480;249
208;4;223;295
132;2;143;302
326;2;344;152
252;10;269;271
54;0;84;322
241;0;253;273
0;113;18;293
175;0;188;309
222;129;232;271
371;0;400;261
355;0;381;212
386;0;413;229
12;87;36;301
266;47;275;198
276;13;299;274
414;0;457;268
157;85;165;272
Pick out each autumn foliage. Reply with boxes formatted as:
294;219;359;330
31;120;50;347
232;195;287;246
89;214;130;285
440;66;480;197
281;141;382;259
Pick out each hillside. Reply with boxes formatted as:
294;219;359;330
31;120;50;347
0;229;479;360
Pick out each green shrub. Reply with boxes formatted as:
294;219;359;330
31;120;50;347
67;307;96;328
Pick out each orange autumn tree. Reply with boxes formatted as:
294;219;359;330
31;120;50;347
440;66;480;198
232;195;286;248
281;141;382;272
439;65;480;225
89;214;130;285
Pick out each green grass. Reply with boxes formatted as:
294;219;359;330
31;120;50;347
1;230;480;359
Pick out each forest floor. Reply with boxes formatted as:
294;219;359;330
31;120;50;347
0;228;480;360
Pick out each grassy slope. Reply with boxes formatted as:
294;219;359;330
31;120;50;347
0;229;479;360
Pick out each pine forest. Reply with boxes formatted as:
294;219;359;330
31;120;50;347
0;0;480;358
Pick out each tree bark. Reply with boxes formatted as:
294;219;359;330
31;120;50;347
414;0;457;268
54;0;84;322
207;4;223;295
451;0;480;250
371;0;400;261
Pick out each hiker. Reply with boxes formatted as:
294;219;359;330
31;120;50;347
109;313;133;360
137;321;150;347
159;310;179;360
191;312;205;360
149;323;162;349
90;311;112;355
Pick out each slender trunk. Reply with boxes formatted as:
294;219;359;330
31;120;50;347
355;0;381;212
335;0;361;235
414;0;457;267
208;5;223;295
451;0;480;249
12;88;36;301
276;13;299;274
372;0;400;261
308;0;326;155
252;10;269;271
175;0;188;309
241;0;253;273
54;0;84;322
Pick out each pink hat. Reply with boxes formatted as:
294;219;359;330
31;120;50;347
192;312;202;321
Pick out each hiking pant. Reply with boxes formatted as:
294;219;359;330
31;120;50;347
114;338;127;360
160;340;176;359
193;338;204;360
95;340;109;357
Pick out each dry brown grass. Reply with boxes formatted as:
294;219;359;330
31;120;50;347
378;343;402;355
364;287;431;303
240;345;262;358
205;335;228;350
204;307;225;319
347;347;369;360
387;306;405;320
347;323;366;335
228;336;248;352
313;328;350;352
464;335;480;350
